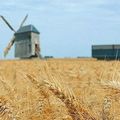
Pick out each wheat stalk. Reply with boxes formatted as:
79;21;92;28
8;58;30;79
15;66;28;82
23;71;81;120
0;97;16;120
101;96;113;120
43;80;96;120
101;80;120;94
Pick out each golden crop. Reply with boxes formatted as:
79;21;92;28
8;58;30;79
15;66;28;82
0;59;120;120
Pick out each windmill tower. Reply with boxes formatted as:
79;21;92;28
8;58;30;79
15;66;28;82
0;15;41;58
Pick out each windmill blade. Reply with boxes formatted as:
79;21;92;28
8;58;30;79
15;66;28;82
0;16;16;32
4;36;15;57
19;14;28;28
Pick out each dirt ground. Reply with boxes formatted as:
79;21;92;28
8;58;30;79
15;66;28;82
0;59;120;120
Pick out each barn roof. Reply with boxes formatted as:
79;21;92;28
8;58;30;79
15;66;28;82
16;25;40;34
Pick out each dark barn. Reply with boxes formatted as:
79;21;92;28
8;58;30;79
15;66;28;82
92;45;120;60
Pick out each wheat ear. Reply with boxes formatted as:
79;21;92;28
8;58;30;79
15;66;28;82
44;80;96;120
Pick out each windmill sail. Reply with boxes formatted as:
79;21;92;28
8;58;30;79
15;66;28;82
4;36;15;57
0;16;16;32
19;14;28;28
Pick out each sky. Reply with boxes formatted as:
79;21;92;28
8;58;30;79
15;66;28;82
0;0;120;59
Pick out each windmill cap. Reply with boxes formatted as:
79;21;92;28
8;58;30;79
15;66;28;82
16;25;40;34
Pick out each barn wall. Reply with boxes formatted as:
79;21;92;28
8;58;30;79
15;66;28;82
92;45;120;59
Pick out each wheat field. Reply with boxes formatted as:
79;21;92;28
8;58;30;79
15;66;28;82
0;59;120;120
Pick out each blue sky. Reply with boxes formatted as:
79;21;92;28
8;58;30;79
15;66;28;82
0;0;120;58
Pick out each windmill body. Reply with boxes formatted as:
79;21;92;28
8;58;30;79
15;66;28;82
15;25;40;58
0;15;41;58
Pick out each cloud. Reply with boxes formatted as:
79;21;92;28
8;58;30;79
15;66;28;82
0;0;119;17
0;0;106;12
1;0;120;29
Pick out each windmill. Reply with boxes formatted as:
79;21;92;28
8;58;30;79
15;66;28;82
0;15;41;58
